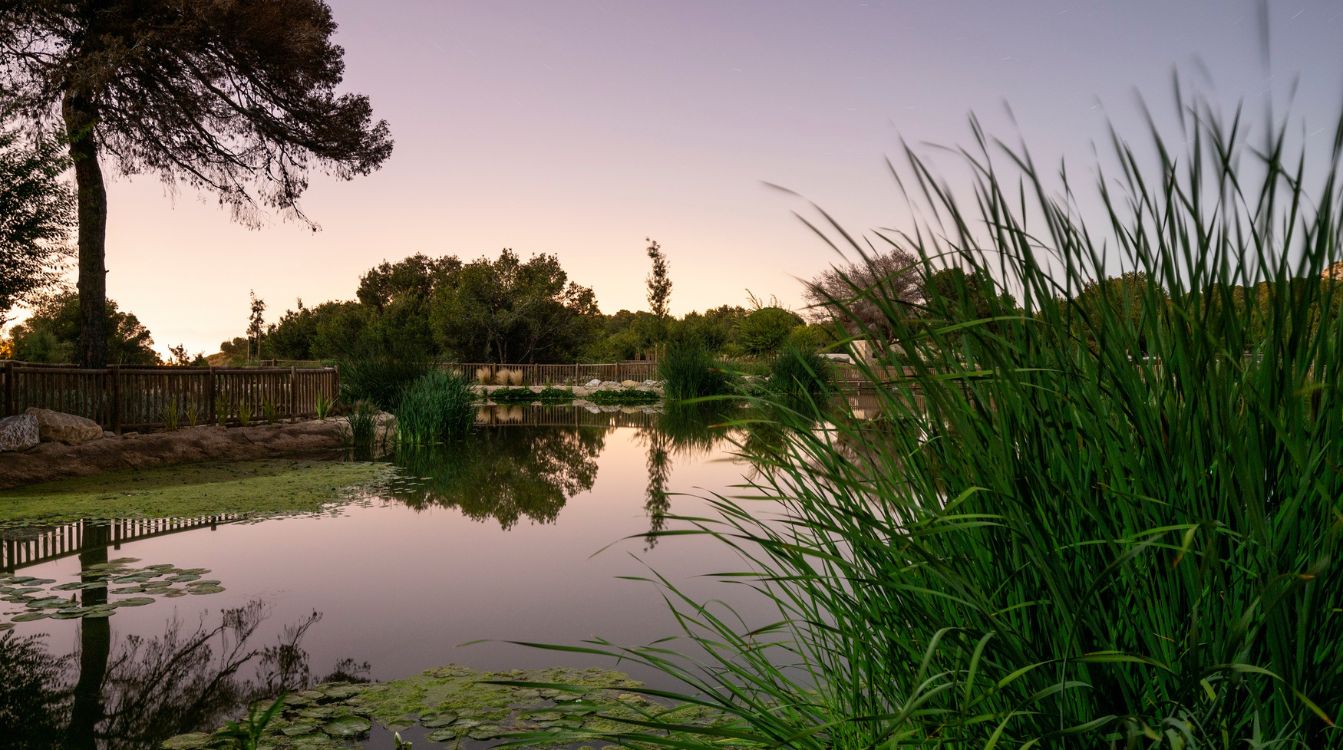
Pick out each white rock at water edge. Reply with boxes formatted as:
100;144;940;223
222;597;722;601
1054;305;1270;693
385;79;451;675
0;413;40;452
585;379;602;388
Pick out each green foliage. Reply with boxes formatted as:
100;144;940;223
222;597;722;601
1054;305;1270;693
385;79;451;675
337;357;430;412
214;395;228;426
185;402;199;427
734;306;803;357
261;399;279;424
430;249;600;363
341;399;378;453
487;387;540;404
535;387;574;403
766;345;832;409
314;391;333;419
162;401;181;431
394;371;475;446
9;290;157;365
216;693;286;750
659;340;732;401
645;237;672;333
236;401;252;427
0;119;72;324
587;388;659;405
559;93;1343;748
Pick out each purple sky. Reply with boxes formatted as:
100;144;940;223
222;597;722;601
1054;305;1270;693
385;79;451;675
30;0;1343;356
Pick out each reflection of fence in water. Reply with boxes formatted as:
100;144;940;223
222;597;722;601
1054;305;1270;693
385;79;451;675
474;404;659;429
1;515;240;571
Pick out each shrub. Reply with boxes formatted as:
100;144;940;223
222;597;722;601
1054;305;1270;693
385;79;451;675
337;357;430;411
536;387;574;403
395;371;474;446
548;92;1343;748
766;345;832;409
489;386;538;404
492;368;524;386
474;366;491;384
659;340;731;401
734;306;803;357
587;388;658;405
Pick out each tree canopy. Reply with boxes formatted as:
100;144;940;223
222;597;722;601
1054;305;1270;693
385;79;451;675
0;117;71;324
10;289;156;364
0;0;393;365
803;248;923;342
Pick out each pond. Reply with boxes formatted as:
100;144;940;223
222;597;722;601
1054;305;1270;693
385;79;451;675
0;405;776;749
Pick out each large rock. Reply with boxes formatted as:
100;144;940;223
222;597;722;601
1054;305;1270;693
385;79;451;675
620;379;639;388
25;407;105;445
0;413;40;452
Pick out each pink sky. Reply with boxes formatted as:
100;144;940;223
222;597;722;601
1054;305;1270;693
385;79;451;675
11;1;1342;357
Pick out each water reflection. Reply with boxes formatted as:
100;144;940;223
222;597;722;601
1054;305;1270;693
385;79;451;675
639;402;736;547
0;602;349;749
390;427;606;528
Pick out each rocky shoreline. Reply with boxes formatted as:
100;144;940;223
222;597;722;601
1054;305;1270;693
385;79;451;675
0;418;348;489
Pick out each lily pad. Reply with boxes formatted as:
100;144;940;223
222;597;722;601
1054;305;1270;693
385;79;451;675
160;732;213;749
186;584;225;595
114;597;155;607
322;715;372;737
11;611;49;622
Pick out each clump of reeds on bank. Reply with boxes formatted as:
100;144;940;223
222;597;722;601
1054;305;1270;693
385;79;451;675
515;91;1343;748
660;339;733;400
395;370;475;446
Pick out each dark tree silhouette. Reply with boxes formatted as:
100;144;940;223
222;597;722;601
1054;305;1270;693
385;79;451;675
0;116;72;324
0;0;393;366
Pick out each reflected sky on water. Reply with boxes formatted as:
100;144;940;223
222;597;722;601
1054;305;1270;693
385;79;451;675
1;408;774;747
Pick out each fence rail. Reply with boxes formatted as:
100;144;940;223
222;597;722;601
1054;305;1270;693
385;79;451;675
0;361;338;432
443;361;659;386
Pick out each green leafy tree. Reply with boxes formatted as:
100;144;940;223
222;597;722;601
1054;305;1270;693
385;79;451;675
11;290;156;364
431;250;600;363
0;116;72;324
734;306;804;357
644;238;672;348
1;0;393;366
803;248;923;343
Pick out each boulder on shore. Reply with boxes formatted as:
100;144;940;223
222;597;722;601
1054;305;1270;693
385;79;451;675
25;407;105;445
0;413;40;452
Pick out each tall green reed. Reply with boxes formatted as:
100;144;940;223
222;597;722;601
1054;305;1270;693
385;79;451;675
660;339;733;401
395;370;475;446
528;91;1343;748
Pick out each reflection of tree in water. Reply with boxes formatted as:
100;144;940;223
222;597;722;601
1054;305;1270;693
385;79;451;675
640;402;735;548
0;601;362;749
392;427;606;529
0;632;68;750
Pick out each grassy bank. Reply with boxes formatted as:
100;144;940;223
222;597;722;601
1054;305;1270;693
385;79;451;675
0;459;389;526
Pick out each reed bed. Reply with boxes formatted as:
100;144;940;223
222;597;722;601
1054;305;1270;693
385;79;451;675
518;92;1343;748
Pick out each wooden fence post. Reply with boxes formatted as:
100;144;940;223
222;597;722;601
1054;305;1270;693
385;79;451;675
289;366;298;420
206;367;216;425
2;361;13;417
109;365;122;434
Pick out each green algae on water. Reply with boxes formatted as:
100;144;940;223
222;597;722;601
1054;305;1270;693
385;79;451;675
0;459;390;526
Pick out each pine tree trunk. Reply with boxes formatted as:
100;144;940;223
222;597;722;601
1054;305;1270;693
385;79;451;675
62;91;109;368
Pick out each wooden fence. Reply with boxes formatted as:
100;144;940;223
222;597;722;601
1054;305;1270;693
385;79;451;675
0;361;338;432
443;361;659;386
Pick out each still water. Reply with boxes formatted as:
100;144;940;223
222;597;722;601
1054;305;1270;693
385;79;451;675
1;407;776;748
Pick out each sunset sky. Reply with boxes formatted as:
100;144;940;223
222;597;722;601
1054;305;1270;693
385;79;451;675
25;0;1343;357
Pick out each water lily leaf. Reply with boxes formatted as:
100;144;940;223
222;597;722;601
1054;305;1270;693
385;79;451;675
187;584;225;595
426;728;461;742
160;732;213;749
11;611;48;622
167;573;201;583
420;713;458;728
114;597;155;607
322;716;372;737
281;723;318;736
163;590;187;598
53;582;85;591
